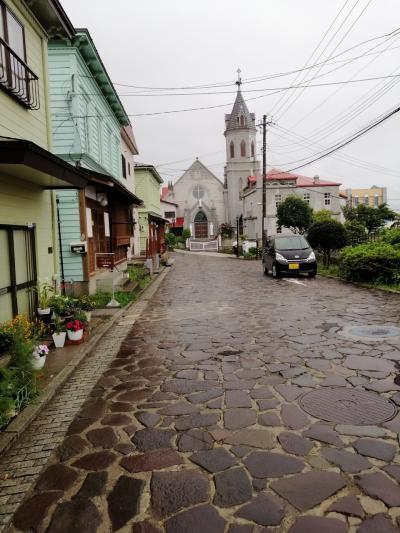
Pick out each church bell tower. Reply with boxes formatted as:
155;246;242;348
224;69;260;224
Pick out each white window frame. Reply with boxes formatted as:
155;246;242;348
303;192;310;204
275;194;282;209
324;192;331;206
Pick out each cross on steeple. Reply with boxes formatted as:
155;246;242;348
236;68;242;87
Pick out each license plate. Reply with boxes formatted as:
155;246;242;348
289;263;299;270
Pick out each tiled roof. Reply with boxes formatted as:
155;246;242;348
225;88;256;132
267;169;341;187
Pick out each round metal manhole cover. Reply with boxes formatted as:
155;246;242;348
340;324;400;341
299;388;397;425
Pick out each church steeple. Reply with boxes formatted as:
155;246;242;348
225;69;256;133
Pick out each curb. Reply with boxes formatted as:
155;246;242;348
318;272;400;295
0;267;171;456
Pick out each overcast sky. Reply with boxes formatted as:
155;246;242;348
62;0;400;209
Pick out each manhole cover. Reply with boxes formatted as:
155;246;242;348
299;388;397;425
340;324;400;341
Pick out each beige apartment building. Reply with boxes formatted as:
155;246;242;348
344;186;387;208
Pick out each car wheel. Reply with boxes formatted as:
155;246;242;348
308;271;317;278
263;263;268;275
272;263;281;279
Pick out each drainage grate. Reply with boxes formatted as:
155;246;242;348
340;324;400;341
299;388;397;425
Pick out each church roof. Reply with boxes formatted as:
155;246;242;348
267;169;341;187
225;87;256;132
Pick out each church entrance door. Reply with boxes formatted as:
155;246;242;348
194;211;208;239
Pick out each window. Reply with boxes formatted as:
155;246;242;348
275;194;282;209
374;194;379;207
192;185;205;200
164;211;175;219
324;192;331;206
230;141;235;158
128;163;131;176
251;141;255;157
240;140;246;157
354;196;359;207
0;2;39;109
240;115;245;126
121;154;127;178
304;192;310;204
364;195;369;206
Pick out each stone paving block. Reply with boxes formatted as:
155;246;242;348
190;448;236;473
235;492;284;526
47;497;101;533
321;447;372;473
244;451;304;478
151;470;209;517
353;438;396;461
278;432;313;456
121;449;183;473
327;494;365;518
12;491;63;531
357;513;398;532
356;472;400;507
164;504;226;533
289;516;347;532
271;471;347;511
225;390;252;408
224;409;257;429
213;467;252;507
107;475;144;530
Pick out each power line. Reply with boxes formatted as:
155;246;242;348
277;0;374;120
271;103;400;174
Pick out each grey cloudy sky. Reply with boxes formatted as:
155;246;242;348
62;0;400;209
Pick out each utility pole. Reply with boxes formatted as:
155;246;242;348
261;114;267;249
260;115;274;249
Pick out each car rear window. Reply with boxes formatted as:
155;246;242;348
275;236;309;250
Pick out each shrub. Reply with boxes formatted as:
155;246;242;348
165;232;176;249
220;223;234;238
339;241;400;282
308;220;347;266
182;228;191;241
313;209;334;223
379;228;400;245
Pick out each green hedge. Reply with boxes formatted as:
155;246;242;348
339;242;400;283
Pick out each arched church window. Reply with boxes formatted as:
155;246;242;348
230;141;235;158
194;210;207;222
240;140;246;157
251;141;255;157
192;185;205;200
240;115;245;127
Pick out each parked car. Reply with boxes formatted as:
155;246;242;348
262;235;317;278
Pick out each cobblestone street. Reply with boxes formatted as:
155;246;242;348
6;253;400;532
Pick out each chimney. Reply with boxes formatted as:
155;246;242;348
313;175;320;184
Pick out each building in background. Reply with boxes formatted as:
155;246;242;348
48;28;142;294
243;169;342;239
162;159;225;239
134;164;167;261
0;0;89;320
344;186;387;208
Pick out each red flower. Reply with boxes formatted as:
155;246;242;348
66;320;84;332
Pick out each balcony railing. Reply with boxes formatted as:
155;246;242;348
0;37;40;110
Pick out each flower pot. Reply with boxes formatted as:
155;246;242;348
32;355;46;370
37;307;51;316
52;332;66;348
67;329;83;341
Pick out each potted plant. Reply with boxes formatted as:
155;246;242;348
52;315;66;348
77;296;95;322
32;344;49;370
36;282;54;316
66;319;85;341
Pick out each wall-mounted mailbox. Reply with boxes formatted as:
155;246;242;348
70;241;87;254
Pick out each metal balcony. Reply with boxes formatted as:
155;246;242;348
0;38;40;110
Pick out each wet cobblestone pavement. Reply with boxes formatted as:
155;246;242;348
8;253;400;532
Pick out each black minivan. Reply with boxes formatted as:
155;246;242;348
263;235;317;278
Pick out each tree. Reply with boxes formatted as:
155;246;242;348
344;220;367;245
313;209;333;223
308;220;347;266
342;203;396;234
276;195;313;234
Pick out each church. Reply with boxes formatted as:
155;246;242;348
162;76;261;241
